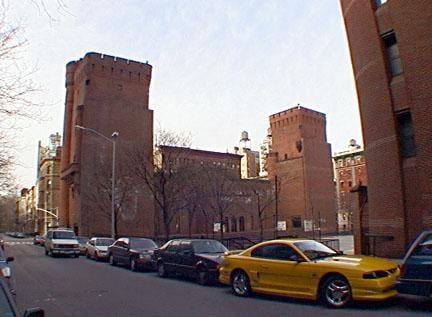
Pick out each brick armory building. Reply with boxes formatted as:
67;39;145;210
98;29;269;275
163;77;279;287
59;52;155;237
341;0;432;257
154;146;274;240
267;106;337;237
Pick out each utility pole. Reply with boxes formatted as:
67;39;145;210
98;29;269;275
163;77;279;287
274;175;279;239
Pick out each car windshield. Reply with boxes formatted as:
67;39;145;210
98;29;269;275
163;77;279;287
96;238;114;246
192;240;228;254
130;239;157;250
294;241;337;260
52;231;76;239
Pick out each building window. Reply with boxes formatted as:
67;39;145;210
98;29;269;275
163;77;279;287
46;165;51;174
239;216;245;232
348;181;352;188
396;111;417;158
292;216;302;228
340;181;344;190
224;217;229;233
231;217;237;232
383;32;403;77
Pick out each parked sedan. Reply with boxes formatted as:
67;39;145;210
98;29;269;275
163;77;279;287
154;239;228;285
397;230;432;297
219;239;400;308
86;237;115;261
108;237;157;271
32;235;44;245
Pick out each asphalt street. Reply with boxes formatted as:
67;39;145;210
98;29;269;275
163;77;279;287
3;238;432;317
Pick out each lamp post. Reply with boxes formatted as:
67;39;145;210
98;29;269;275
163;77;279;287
75;125;119;239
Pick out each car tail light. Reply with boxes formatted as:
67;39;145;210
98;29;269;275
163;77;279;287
398;264;405;276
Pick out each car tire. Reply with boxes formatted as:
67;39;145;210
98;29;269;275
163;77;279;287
94;253;99;261
44;248;48;256
231;270;251;297
86;252;90;259
157;262;168;278
319;275;352;309
197;268;209;286
109;254;116;266
130;258;138;272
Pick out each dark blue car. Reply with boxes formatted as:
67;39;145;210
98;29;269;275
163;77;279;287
396;230;432;297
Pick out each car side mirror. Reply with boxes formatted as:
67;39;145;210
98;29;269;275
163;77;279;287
6;256;14;263
23;308;45;317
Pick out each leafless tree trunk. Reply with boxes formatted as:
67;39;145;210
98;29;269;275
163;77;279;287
129;129;192;241
200;165;238;241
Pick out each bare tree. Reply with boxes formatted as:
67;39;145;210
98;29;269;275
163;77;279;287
201;165;239;241
0;194;18;231
129;129;192;240
83;162;135;238
246;180;275;241
0;7;42;129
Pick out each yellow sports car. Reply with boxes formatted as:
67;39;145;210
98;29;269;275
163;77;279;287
219;239;399;308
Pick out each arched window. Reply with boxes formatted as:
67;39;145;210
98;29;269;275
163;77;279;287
231;217;237;232
224;217;229;233
239;216;245;232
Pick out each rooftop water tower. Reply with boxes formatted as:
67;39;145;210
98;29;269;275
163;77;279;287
240;130;251;150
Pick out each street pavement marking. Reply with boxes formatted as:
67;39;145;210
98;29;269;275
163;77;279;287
4;241;33;245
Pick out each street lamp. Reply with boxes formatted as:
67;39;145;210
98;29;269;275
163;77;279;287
75;125;119;239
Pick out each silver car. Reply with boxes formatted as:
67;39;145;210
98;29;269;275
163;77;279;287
86;237;115;261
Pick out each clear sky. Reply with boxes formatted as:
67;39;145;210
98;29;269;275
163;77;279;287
8;0;361;188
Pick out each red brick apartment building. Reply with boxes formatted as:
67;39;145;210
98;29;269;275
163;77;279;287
341;0;432;257
59;52;155;237
333;140;367;233
267;106;337;237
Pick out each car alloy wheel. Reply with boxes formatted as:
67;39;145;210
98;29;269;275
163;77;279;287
232;271;251;297
197;268;209;286
157;262;167;278
321;276;351;308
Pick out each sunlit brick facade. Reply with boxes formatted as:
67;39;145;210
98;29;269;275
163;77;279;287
341;0;432;257
59;52;155;237
267;106;337;237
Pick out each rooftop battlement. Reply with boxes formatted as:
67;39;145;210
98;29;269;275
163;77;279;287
270;105;325;120
67;52;152;70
